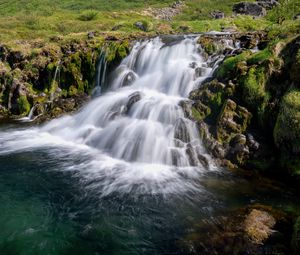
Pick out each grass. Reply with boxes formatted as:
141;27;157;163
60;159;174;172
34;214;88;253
0;0;299;45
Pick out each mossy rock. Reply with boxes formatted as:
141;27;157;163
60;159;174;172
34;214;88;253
17;95;31;115
189;80;226;122
216;51;251;80
274;89;300;155
216;99;252;144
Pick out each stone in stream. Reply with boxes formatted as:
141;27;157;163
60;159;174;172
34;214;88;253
174;118;191;143
125;92;143;114
121;71;137;87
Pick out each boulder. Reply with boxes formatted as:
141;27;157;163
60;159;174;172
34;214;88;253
174;118;191;143
210;10;225;19
233;2;266;16
126;92;142;113
134;22;147;32
256;0;279;10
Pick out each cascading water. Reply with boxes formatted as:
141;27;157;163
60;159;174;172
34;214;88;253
1;35;299;255
0;36;230;195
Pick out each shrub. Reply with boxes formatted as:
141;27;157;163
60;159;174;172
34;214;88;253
78;10;98;21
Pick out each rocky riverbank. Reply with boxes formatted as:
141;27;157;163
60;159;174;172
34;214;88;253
182;32;300;178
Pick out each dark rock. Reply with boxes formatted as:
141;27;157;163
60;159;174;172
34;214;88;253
185;143;208;168
87;31;95;39
179;100;193;118
233;2;266;16
293;14;300;20
211;10;225;19
256;0;279;10
247;133;260;151
105;36;119;41
174;118;191;143
189;62;197;69
111;24;124;31
195;67;207;78
121;71;137;87
134;22;146;32
126;92;142;113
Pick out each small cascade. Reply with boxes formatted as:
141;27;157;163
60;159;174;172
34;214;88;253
92;51;107;96
50;60;61;101
0;36;233;195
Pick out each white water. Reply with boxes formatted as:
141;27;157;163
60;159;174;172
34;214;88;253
0;36;229;195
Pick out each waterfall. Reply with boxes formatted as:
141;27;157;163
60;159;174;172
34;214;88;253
92;51;107;96
50;61;61;101
0;36;230;195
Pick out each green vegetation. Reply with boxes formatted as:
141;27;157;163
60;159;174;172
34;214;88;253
17;95;31;115
274;89;300;155
0;0;299;44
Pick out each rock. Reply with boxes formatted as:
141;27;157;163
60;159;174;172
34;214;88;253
216;99;252;144
211;10;225;19
105;35;119;41
87;31;95;39
186;143;209;168
174;118;191;143
134;22;147;32
111;24;124;31
233;2;266;17
126;92;142;113
189;62;197;69
121;71;137;87
182;205;292;255
256;0;278;10
244;209;276;244
195;67;207;78
247;133;260;151
293;14;300;20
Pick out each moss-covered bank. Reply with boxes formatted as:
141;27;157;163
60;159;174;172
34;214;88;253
0;36;131;120
189;34;300;176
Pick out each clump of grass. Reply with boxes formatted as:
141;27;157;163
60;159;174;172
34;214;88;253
78;10;98;21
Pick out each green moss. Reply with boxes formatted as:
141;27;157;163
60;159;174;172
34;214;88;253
246;49;273;65
240;66;267;107
17;95;31;115
105;41;129;62
216;51;250;79
274;89;300;155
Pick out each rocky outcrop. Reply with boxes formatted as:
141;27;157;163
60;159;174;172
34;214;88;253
142;1;184;21
0;38;130;121
185;35;300;174
233;2;266;16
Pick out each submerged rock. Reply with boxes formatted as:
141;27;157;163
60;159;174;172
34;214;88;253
244;209;276;244
181;205;293;255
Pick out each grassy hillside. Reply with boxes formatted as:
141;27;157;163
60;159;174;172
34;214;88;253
0;0;299;44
